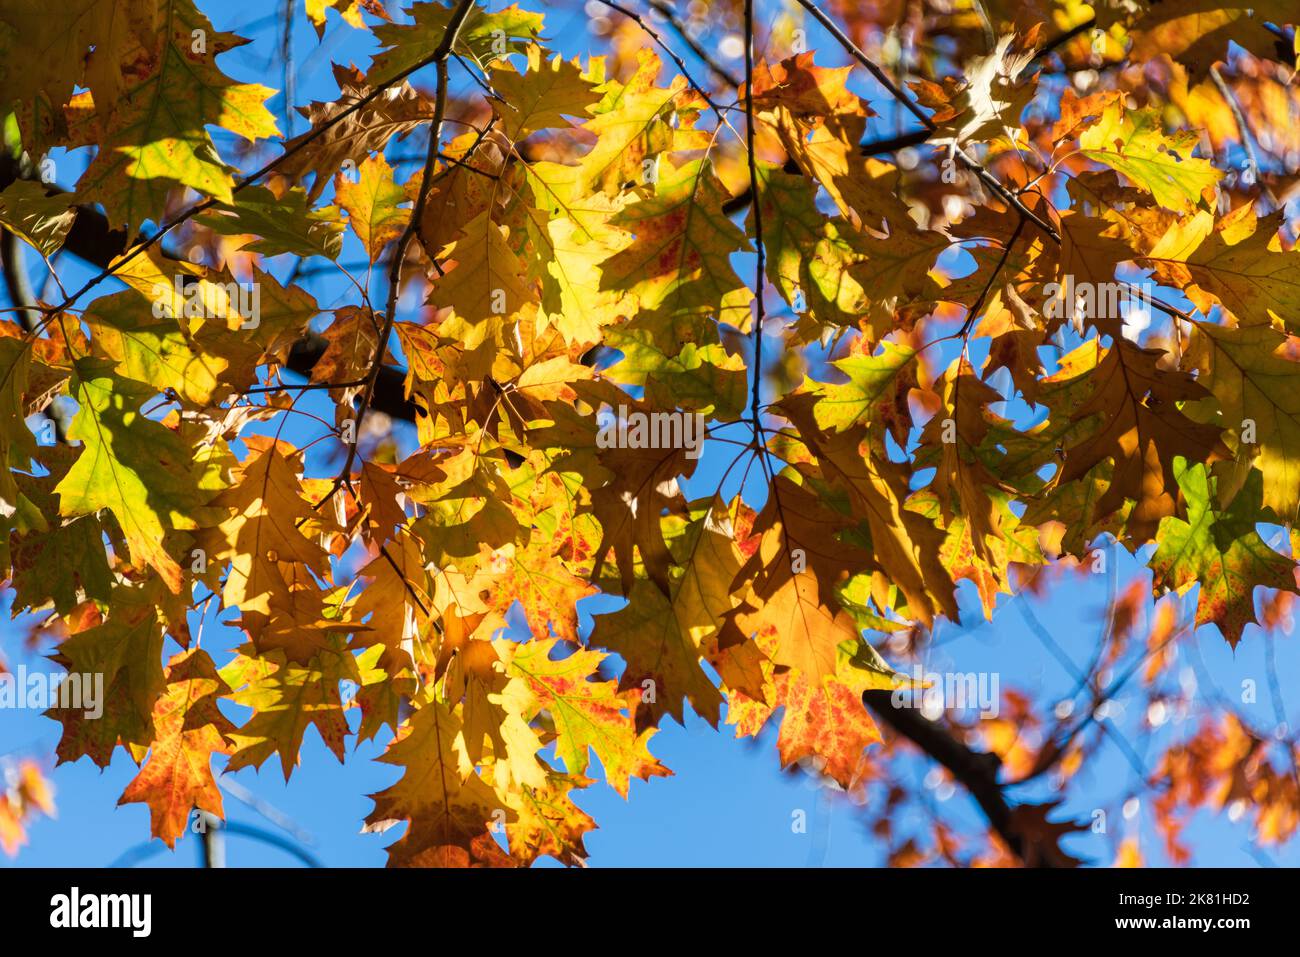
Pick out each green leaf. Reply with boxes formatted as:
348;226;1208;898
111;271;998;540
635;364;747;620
1079;102;1220;213
749;164;870;329
807;341;918;433
84;290;230;405
368;1;544;85
69;0;279;236
10;449;114;615
55;359;209;593
1150;459;1298;647
196;185;344;260
48;584;167;767
11;513;112;615
603;327;748;420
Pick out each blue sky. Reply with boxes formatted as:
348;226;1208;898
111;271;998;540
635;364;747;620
2;0;1298;869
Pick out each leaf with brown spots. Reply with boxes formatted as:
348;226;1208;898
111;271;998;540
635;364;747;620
1150;459;1298;648
118;649;236;848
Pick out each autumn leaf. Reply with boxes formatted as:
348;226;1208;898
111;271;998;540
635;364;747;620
365;697;515;867
197;440;335;623
0;180;76;256
752;53;913;232
0;335;39;517
68;0;279;236
806;340;918;435
916;30;1040;149
772;667;882;791
305;0;388;38
490;45;601;141
586;421;695;596
575;48;701;197
222;644;355;779
196;185;345;260
498;637;670;796
278;63;435;202
503;772;596;867
48;584;168;767
1150;459;1299;648
1188;323;1300;522
367;1;543;85
1054;339;1228;539
118;648;236;848
0;760;55;857
1151;208;1300;332
55;360;209;593
83;290;231;405
720;475;875;682
589;501;740;729
599;157;753;333
1078;102;1220;213
750;164;873;331
335;152;411;261
428;210;537;377
1128;0;1297;81
783;396;960;627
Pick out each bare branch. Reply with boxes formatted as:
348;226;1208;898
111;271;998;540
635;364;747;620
862;690;1076;867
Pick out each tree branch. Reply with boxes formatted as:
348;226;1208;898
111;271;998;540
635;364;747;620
858;126;933;157
1030;16;1095;64
1209;63;1279;208
644;0;741;89
743;0;765;446
597;0;733;121
863;690;1076;867
331;0;477;497
0;227;40;333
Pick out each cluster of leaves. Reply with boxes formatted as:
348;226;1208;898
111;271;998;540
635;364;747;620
0;758;53;855
1;0;1299;866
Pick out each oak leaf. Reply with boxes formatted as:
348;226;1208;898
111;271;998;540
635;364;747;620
118;648;236;848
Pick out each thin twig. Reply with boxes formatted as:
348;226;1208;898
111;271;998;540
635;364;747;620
330;0;477;498
644;0;742;88
1209;63;1279;208
743;0;765;446
794;0;930;128
958;215;1025;338
953;145;1060;242
281;0;297;138
596;0;734;123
